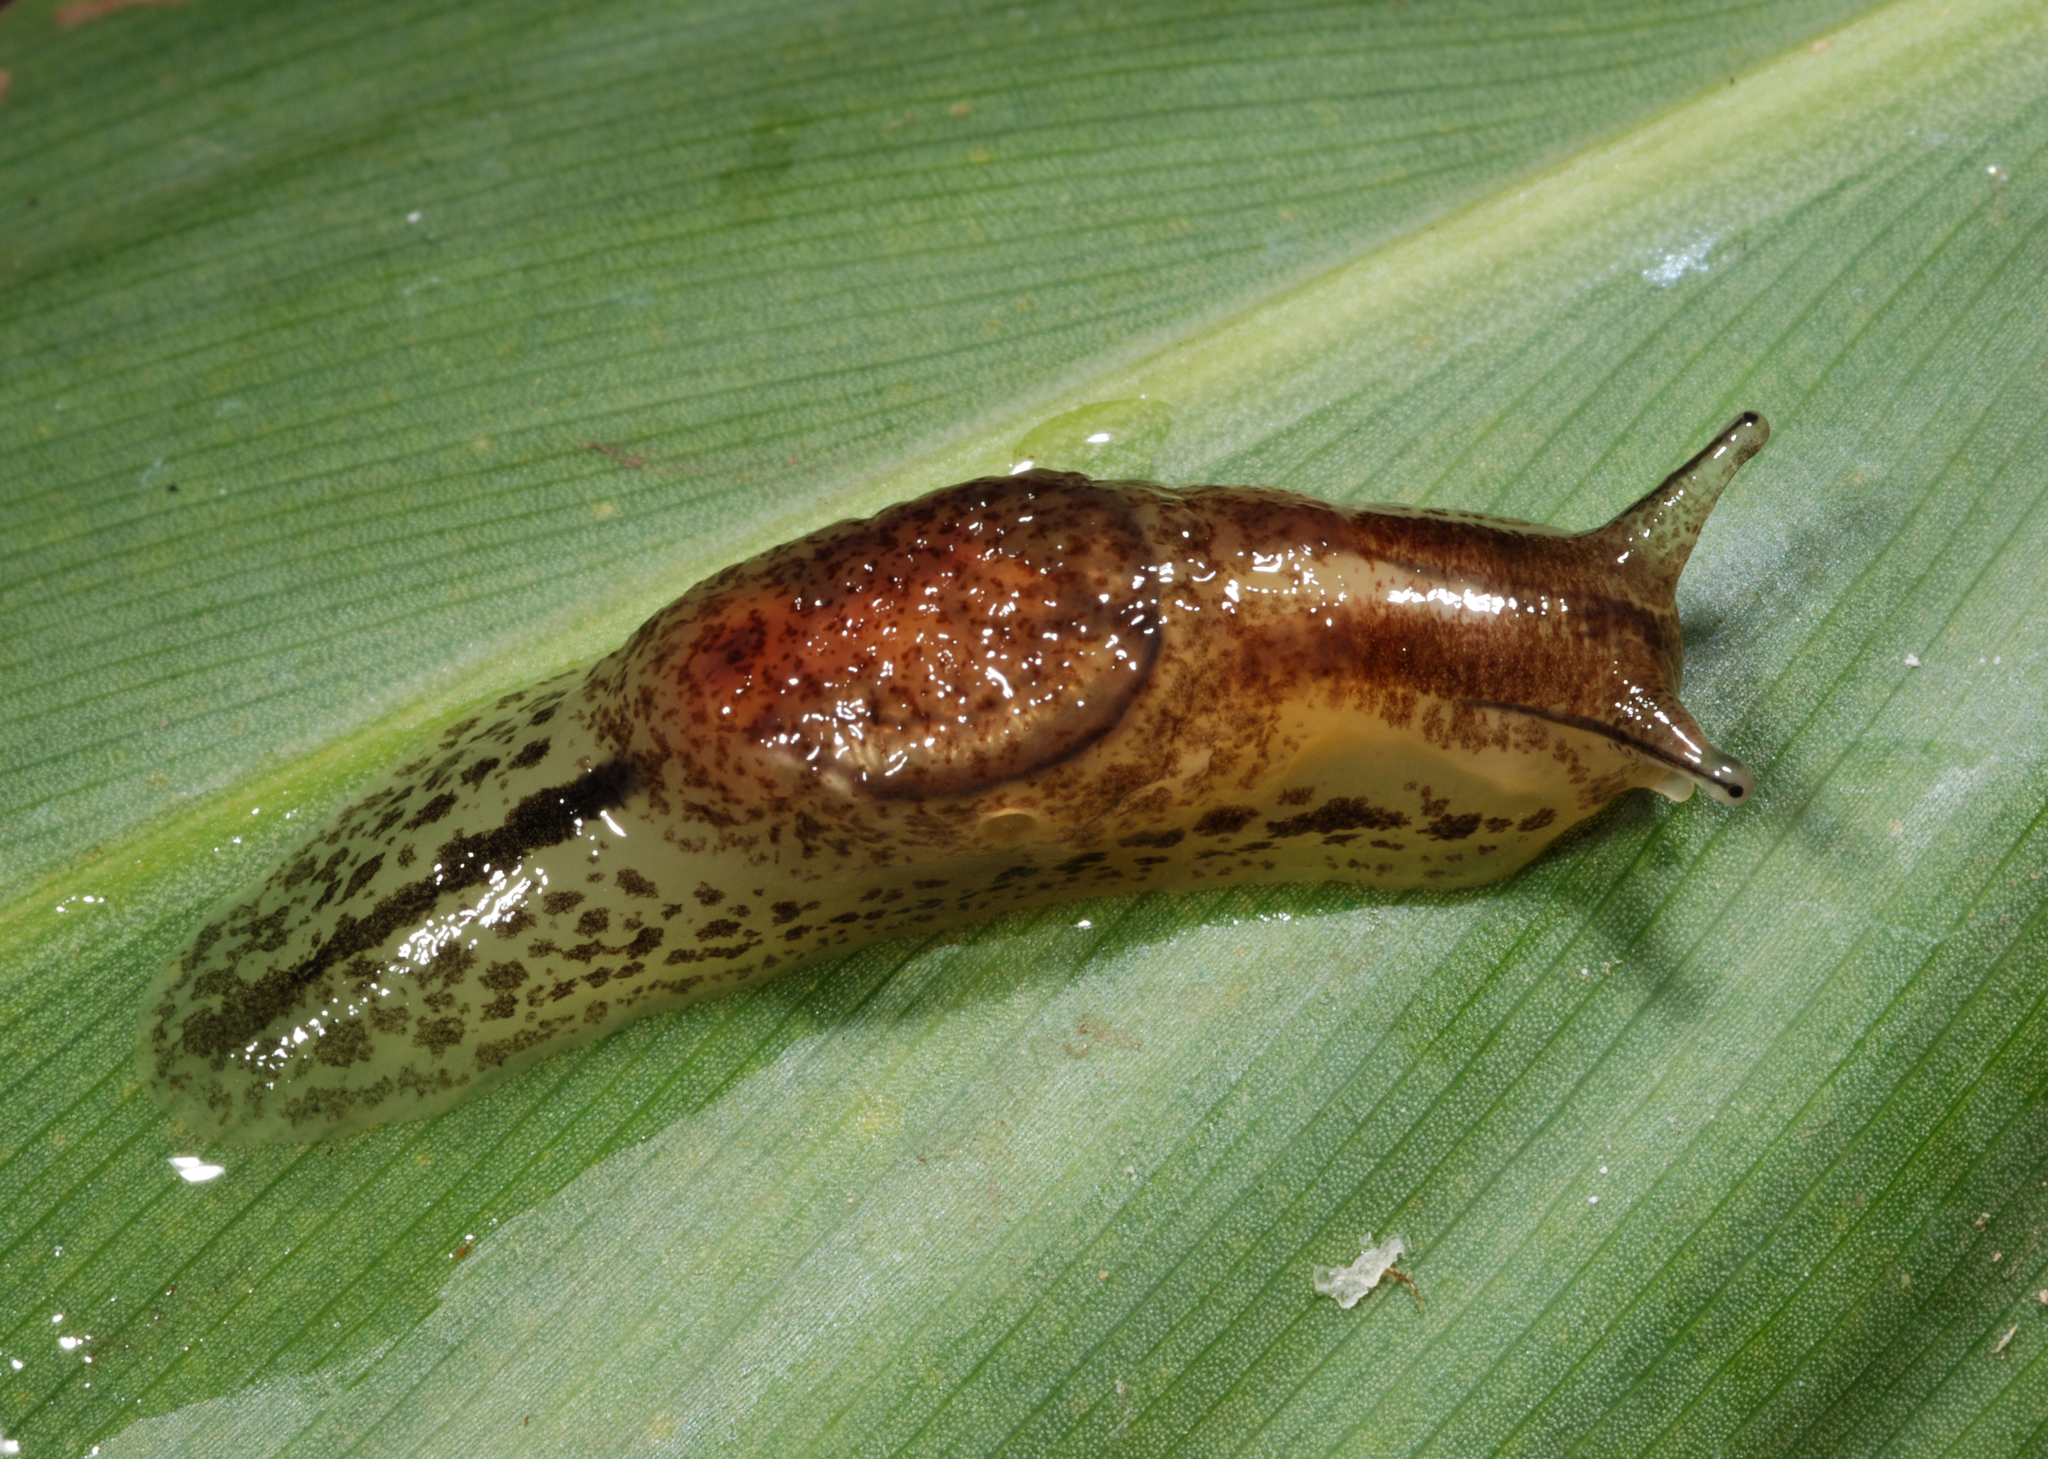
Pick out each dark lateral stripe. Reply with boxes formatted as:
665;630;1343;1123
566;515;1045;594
1357;534;1671;631
1460;700;1701;780
429;757;638;889
179;760;639;1064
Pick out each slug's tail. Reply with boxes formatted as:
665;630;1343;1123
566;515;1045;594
1588;412;1768;596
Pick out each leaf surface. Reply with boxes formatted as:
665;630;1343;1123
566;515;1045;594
3;0;2046;1454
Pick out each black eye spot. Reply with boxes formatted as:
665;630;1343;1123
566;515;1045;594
1727;784;1744;799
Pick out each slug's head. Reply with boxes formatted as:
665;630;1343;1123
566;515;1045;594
1594;412;1768;807
643;472;1163;801
1698;741;1756;804
1594;411;1768;596
1651;752;1754;806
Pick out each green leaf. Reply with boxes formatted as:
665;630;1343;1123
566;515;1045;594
5;0;2047;1453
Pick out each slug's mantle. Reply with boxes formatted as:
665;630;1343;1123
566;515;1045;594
143;413;1767;1142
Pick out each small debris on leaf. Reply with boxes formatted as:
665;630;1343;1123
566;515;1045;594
1313;1234;1419;1310
54;0;186;29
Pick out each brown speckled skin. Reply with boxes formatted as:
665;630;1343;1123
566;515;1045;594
143;415;1764;1142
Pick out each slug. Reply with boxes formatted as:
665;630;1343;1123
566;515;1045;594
143;413;1767;1142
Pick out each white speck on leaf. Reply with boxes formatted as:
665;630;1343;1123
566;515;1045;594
1313;1234;1406;1310
1643;235;1715;286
